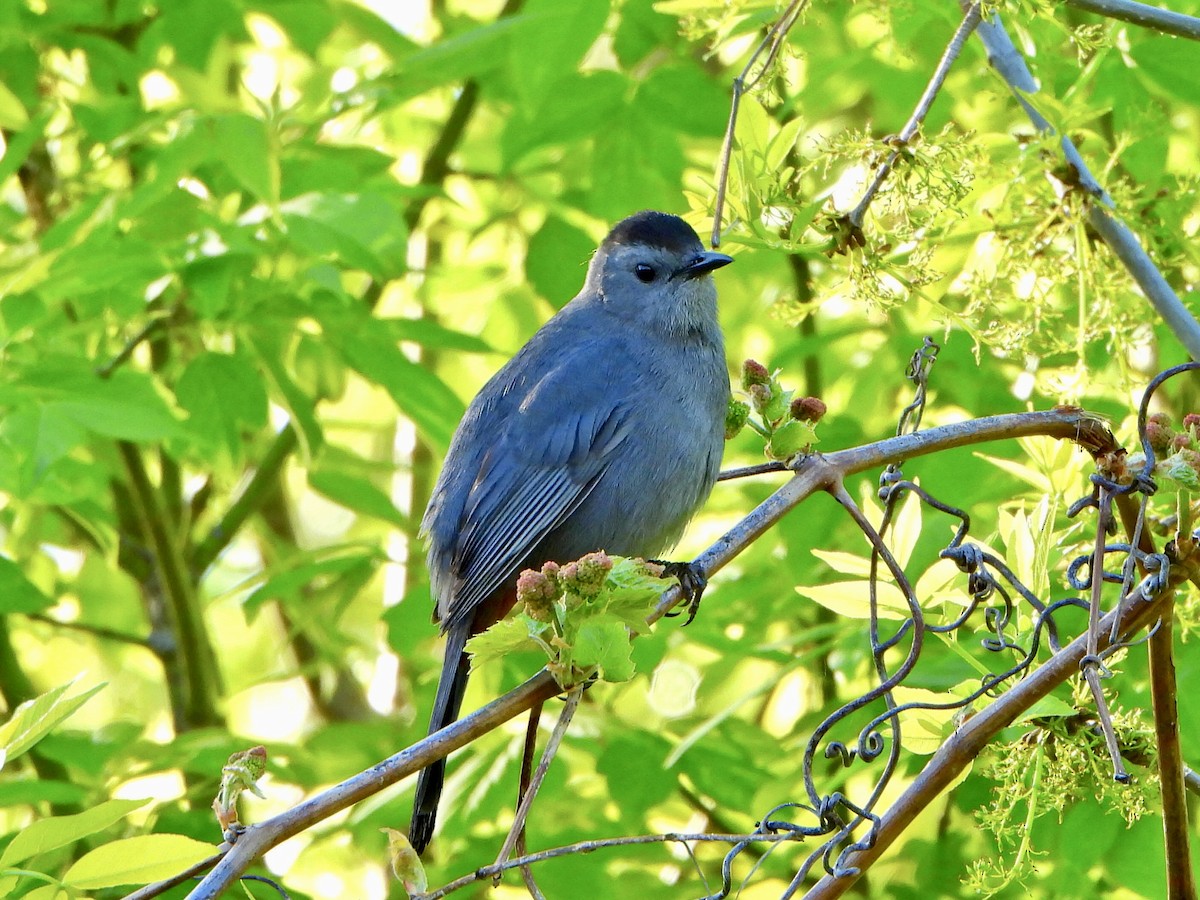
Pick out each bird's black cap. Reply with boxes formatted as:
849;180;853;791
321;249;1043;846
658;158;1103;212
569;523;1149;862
602;211;702;255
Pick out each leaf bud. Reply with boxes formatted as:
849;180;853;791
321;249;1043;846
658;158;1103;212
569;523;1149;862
741;359;771;389
790;396;827;423
725;399;750;439
748;382;773;414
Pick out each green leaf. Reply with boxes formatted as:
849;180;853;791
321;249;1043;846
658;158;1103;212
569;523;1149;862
0;111;52;186
246;0;336;56
383;317;492;354
467;616;545;670
635;65;726;138
573;617;635;682
390;13;527;98
1157;452;1200;492
158;0;245;70
309;468;408;528
0;798;150;866
601;558;671;629
0;555;53;614
525;215;597;306
63;834;215;889
1130;37;1200;104
796;580;911;620
245;549;382;614
176;351;268;463
20;885;70;900
317;303;462;452
510;0;609;107
501;71;626;166
0;79;29;129
245;331;324;458
1014;694;1079;725
12;359;185;442
613;0;680;67
766;419;818;460
281;192;407;278
0;680;105;768
208;113;278;205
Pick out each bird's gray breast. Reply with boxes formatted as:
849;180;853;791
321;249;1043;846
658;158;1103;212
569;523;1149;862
533;333;728;563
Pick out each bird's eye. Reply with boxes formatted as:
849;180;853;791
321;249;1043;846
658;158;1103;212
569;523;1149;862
634;264;656;283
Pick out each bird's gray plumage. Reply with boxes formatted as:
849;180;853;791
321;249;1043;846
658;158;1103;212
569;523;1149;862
410;210;731;852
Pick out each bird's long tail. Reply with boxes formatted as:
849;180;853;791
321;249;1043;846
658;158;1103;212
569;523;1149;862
409;624;471;854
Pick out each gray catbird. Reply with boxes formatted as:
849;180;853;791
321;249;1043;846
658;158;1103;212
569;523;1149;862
409;210;733;853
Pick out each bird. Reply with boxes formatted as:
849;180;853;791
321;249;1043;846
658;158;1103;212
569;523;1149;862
409;210;733;853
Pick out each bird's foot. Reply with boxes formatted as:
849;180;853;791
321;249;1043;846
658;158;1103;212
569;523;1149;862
650;560;708;625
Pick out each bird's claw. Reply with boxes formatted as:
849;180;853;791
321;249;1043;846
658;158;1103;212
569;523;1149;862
651;560;708;625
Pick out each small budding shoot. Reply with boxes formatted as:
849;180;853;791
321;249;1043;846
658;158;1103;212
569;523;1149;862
725;398;751;439
558;551;613;604
212;745;268;832
517;563;560;622
729;358;824;461
381;827;428;896
469;552;675;687
1135;411;1200;493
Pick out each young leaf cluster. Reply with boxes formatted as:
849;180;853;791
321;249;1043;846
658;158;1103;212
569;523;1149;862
466;554;670;687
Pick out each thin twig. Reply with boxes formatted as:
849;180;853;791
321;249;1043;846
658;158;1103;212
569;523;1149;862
420;831;803;900
967;5;1200;359
121;852;224;900
653;408;1115;622
1061;0;1200;41
711;0;810;247
847;3;982;229
1079;486;1129;781
96;316;171;379
1084;209;1200;360
515;699;544;895
182;672;562;898
493;688;582;873
718;461;788;481
188;424;298;576
26;613;150;648
402;0;525;234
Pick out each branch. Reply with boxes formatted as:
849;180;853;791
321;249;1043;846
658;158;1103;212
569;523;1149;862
805;564;1181;898
25;613;151;648
420;830;803;900
178;408;1111;896
1147;597;1196;899
401;0;524;234
966;4;1200;359
189;424;297;576
184;672;562;897
1061;0;1200;41
1083;209;1200;359
492;687;582;871
655;408;1116;621
96;314;171;380
118;442;222;729
847;3;983;229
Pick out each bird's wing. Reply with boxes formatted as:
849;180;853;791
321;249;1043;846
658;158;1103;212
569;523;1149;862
434;348;635;631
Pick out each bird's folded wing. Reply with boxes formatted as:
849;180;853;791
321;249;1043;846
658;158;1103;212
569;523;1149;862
441;359;634;630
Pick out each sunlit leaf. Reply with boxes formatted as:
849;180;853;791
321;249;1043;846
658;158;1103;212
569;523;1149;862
0;798;150;866
63;834;215;889
0;681;105;768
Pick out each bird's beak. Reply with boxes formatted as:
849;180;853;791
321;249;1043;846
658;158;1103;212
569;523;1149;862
674;250;734;280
